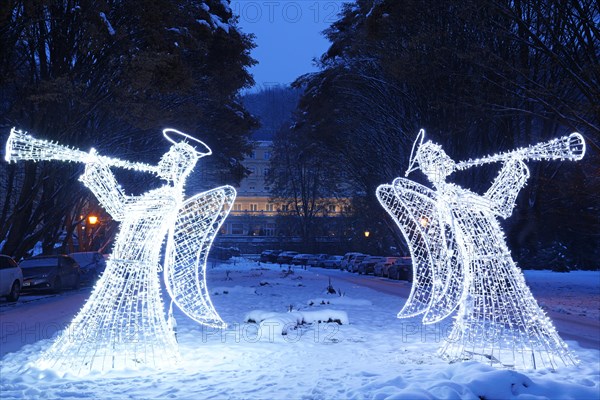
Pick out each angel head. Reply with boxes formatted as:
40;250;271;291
406;129;456;187
158;128;212;185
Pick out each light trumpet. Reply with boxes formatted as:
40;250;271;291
5;128;160;174
455;132;586;170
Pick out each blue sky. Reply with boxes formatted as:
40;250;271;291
231;1;347;89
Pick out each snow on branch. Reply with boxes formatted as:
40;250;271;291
99;12;115;36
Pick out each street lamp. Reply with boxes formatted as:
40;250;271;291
87;215;99;251
364;230;370;238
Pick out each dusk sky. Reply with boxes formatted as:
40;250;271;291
231;1;348;89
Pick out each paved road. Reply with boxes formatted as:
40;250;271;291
313;268;600;350
0;288;92;357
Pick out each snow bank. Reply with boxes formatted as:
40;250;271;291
307;296;373;307
348;361;599;399
244;309;349;335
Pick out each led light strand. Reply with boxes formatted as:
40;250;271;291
377;130;583;370
5;128;232;375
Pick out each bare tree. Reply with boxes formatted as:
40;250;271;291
268;125;342;250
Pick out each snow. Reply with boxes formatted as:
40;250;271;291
212;285;257;295
98;12;115;36
307;296;373;306
197;19;211;29
1;261;598;399
244;309;349;335
210;14;230;33
197;5;231;34
523;270;600;320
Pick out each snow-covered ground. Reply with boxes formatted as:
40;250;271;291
524;270;600;320
1;260;598;399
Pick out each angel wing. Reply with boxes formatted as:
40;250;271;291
376;178;464;323
163;185;236;328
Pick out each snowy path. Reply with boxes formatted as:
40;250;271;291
0;289;92;357
313;268;600;350
1;261;598;399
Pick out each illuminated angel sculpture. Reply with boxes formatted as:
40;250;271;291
377;129;585;370
5;128;234;375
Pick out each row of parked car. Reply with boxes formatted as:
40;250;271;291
0;252;106;302
259;250;413;281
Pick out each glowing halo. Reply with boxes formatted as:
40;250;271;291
405;128;425;177
163;128;212;157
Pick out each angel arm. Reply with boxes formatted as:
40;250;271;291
484;158;530;219
79;150;129;221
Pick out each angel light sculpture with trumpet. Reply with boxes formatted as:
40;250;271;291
376;129;585;370
5;128;235;375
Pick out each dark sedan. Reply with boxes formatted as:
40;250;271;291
259;249;282;263
388;257;413;281
20;255;81;293
276;251;299;265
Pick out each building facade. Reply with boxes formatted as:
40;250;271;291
217;141;351;254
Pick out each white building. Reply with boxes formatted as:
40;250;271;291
221;141;278;237
217;141;351;254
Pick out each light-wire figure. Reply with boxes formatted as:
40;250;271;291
5;128;233;375
377;129;584;369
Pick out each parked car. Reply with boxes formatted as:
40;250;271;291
259;250;282;263
0;255;23;302
357;256;387;275
20;255;81;292
387;257;413;281
348;254;369;273
320;255;343;269
209;246;240;261
340;252;364;271
276;251;299;265
311;254;330;267
69;251;106;285
373;257;401;277
291;254;313;265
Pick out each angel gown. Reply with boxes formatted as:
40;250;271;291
36;157;233;375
